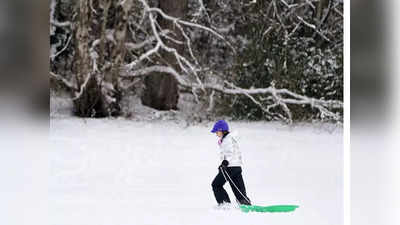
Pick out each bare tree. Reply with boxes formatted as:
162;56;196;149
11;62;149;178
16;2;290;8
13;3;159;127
50;0;343;123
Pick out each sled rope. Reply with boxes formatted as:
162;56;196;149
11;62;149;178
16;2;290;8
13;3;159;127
219;167;251;205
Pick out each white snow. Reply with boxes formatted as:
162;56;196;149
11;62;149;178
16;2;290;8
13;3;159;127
50;117;342;225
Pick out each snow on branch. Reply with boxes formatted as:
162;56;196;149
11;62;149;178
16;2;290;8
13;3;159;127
121;65;343;122
121;65;190;85
50;34;72;60
279;0;298;8
296;16;331;42
51;20;72;28
207;90;215;112
125;42;161;69
125;30;173;50
272;0;331;42
119;0;342;122
126;0;212;91
197;0;211;22
332;1;343;17
304;0;316;9
72;73;93;101
145;6;236;53
50;71;77;90
273;0;333;42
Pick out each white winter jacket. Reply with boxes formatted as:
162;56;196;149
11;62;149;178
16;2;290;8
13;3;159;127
219;132;243;167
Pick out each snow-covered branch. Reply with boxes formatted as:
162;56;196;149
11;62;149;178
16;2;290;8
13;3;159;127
51;20;72;28
51;34;72;60
304;0;316;9
89;39;101;73
50;71;76;90
50;0;343;121
196;0;211;23
279;0;298;8
121;65;343;122
273;0;333;43
146;6;235;53
296;16;331;42
72;73;92;101
125;0;213;91
125;43;161;69
207;90;215;112
332;1;343;17
121;65;189;85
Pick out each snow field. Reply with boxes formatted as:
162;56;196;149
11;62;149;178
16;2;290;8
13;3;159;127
50;118;342;225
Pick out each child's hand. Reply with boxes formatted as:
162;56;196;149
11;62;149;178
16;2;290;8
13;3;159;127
219;160;229;169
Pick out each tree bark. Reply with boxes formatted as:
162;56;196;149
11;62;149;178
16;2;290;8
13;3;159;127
72;0;104;117
72;0;122;117
141;0;188;110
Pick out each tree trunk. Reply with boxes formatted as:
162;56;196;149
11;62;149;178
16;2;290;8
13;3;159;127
72;0;123;117
72;0;106;118
141;0;188;110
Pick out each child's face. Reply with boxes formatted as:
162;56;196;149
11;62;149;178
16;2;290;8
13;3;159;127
216;131;223;138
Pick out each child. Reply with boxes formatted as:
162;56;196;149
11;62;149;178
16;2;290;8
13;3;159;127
211;120;251;206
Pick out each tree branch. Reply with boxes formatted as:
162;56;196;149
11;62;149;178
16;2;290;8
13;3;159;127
50;71;77;91
50;34;73;60
121;65;343;122
146;6;236;53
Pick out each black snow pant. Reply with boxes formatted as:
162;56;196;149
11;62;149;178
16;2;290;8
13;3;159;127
211;166;251;205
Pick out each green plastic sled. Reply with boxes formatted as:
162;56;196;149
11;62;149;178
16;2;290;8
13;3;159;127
240;204;299;213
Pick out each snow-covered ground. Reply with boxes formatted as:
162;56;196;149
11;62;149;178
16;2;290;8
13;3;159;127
50;117;343;225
